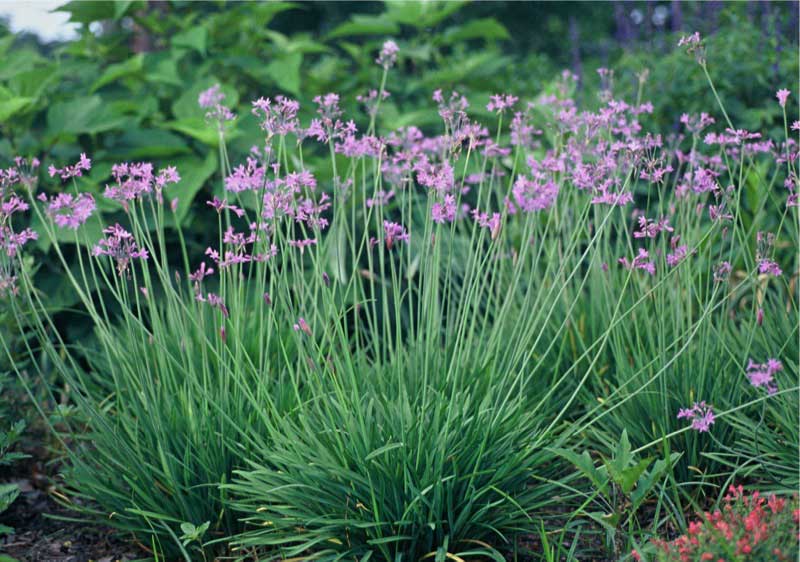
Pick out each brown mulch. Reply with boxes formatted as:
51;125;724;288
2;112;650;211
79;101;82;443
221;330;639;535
0;440;145;562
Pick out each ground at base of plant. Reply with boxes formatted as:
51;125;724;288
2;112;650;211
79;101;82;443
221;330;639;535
0;454;144;562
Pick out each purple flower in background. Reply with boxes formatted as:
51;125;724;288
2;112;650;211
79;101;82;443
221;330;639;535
619;248;655;275
776;89;791;108
487;94;518;114
713;261;732;282
293;316;312;336
48;153;91;181
376;40;399;69
198;84;235;125
633;216;673;239
251;96;300;137
366;190;395;208
745;358;782;394
104;162;178;206
43;192;96;230
666;245;688;267
677;401;715;432
471;208;501;240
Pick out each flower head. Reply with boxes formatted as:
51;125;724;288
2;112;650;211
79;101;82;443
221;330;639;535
776;89;791;108
746;358;782;394
92;224;149;275
376;40;399;69
44;192;96;230
382;220;409;249
48;153;91;181
677;401;715;432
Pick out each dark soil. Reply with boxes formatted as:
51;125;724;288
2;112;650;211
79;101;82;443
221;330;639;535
0;449;144;562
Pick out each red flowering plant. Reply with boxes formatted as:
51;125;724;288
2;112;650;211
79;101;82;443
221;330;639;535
648;485;799;561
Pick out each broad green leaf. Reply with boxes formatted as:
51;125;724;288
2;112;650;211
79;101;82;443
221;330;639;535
441;18;510;44
172;26;208;56
264;53;303;95
169;152;218;223
46;96;129;137
327;15;399;39
0;483;20;511
164;118;239;147
114;129;192;159
145;55;183;87
553;448;608;496
0;86;35;122
172;78;239;121
90;54;144;92
384;0;466;28
56;1;117;23
7;65;59;100
0;48;46;80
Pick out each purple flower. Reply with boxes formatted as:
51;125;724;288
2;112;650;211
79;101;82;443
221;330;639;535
471;208;501;240
104;162;179;207
666;245;688;267
431;194;457;224
746;358;782;394
383;220;409;249
486;94;518;114
633;216;673;239
198;84;235;125
288;238;318;254
757;259;782;277
677;401;715;432
44;192;96;229
251;96;300;137
512;176;558;212
619;248;655;275
366;190;395;208
713;261;732;282
376;40;399;69
293;316;312;336
207;196;244;217
92;224;149;275
776;89;791;108
48;153;92;181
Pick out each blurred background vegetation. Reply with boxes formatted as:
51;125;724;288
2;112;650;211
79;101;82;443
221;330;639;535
0;0;797;410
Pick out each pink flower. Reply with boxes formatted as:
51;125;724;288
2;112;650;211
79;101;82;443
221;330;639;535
44;192;96;229
758;259;782;277
746;358;782;394
198;84;235;125
376;40;399;69
48;153;92;181
677;401;715;432
92;224;149;275
619;248;656;275
431;194;457;224
293;317;312;336
383;221;409;249
487;94;519;114
776;89;791;108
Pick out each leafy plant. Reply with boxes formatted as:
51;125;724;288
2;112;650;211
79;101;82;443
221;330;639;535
556;431;681;557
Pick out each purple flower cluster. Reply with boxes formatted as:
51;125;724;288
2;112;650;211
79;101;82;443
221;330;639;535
48;153;91;181
104;163;180;207
40;192;96;230
92;224;149;275
746;358;782;394
376;40;398;69
198;84;235;125
678;401;715;433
